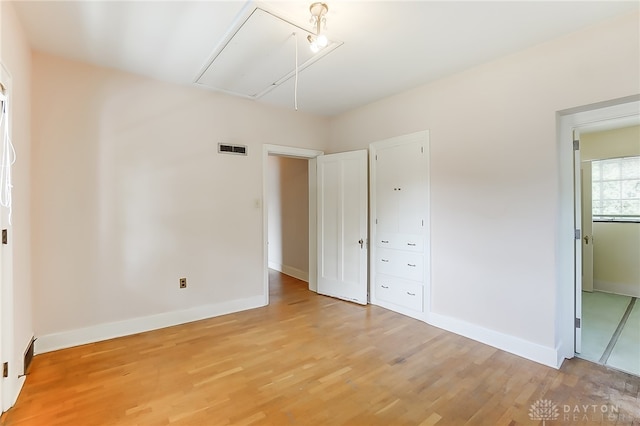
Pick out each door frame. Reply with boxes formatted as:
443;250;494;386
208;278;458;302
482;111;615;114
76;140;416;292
557;95;639;362
262;144;323;305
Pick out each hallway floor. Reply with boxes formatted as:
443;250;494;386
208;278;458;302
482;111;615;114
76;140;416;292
579;291;640;376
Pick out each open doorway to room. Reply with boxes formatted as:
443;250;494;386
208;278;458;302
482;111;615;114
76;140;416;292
266;155;310;295
577;125;640;376
261;145;323;306
558;97;639;371
261;144;369;307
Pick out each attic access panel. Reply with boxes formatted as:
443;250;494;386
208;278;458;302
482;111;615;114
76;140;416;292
195;7;341;99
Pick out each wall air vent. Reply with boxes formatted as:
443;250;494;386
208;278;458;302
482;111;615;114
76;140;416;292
218;143;248;156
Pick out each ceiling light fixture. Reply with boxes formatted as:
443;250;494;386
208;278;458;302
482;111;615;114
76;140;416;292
307;2;329;53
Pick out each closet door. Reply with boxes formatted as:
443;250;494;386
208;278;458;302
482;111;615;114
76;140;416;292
396;142;426;235
374;145;399;235
374;141;426;236
370;131;429;321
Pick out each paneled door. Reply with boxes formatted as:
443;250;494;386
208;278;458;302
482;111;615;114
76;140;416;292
317;150;368;305
573;130;583;354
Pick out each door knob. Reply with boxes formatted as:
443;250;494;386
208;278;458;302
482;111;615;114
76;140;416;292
358;239;364;248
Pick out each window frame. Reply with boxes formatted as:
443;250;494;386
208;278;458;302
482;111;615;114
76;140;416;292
591;155;640;223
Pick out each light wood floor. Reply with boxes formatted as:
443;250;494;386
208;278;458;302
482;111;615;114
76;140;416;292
2;271;639;425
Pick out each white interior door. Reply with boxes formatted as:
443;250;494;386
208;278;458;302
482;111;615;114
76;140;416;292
573;130;583;353
0;75;6;411
0;213;2;414
581;161;594;292
317;150;368;305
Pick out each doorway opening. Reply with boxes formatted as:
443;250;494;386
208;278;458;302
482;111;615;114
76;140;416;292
261;145;369;306
261;145;323;306
266;154;311;294
577;126;640;376
557;95;639;371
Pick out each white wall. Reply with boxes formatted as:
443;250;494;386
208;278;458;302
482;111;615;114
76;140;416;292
581;125;640;161
591;222;640;297
267;156;309;281
328;12;640;365
31;52;328;351
1;0;33;409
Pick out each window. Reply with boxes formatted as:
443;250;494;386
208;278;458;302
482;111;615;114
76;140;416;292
592;156;640;222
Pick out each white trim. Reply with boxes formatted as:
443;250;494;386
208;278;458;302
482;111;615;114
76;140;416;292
429;312;560;368
263;144;323;159
262;144;323;303
308;158;318;292
35;295;264;355
268;260;281;271
267;261;309;282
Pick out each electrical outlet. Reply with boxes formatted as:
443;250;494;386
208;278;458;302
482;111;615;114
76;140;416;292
179;278;187;288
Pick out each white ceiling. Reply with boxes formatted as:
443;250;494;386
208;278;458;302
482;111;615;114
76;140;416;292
11;1;639;116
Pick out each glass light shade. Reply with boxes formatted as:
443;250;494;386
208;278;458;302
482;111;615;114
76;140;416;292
317;34;328;47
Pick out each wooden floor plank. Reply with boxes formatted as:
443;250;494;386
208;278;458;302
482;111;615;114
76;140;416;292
1;270;639;425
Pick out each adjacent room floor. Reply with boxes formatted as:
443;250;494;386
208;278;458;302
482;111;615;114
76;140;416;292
579;291;640;376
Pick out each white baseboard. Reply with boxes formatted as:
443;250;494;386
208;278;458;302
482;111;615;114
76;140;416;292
6;376;26;412
35;295;265;355
268;261;309;282
556;339;572;367
268;261;281;271
35;291;561;369
593;280;640;298
428;312;560;369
